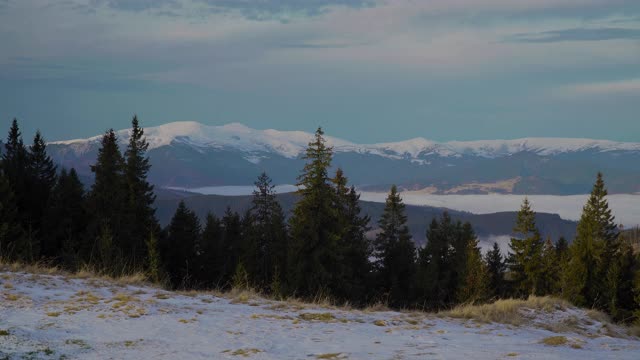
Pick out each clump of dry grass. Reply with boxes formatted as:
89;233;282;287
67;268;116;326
441;296;569;326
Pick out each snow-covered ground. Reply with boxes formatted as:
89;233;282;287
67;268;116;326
1;271;638;359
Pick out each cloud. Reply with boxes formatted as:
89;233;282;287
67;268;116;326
554;78;640;97
508;27;640;42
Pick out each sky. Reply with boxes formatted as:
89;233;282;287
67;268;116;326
1;0;639;143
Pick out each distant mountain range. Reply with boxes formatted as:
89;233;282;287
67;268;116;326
48;121;640;195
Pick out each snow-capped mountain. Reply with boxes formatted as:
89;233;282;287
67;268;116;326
53;121;640;160
48;121;640;195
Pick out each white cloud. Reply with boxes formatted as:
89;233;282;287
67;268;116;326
554;78;640;98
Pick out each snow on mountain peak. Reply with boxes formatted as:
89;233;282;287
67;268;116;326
50;121;640;160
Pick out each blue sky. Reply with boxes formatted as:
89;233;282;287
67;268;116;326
1;0;639;143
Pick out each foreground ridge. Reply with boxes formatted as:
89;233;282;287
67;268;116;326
1;269;638;359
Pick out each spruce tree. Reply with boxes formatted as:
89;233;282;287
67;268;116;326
485;242;506;299
124;116;159;267
198;213;223;287
42;168;87;269
29;130;57;244
374;185;415;308
507;198;543;297
0;172;24;260
332;169;371;304
458;233;489;304
2;119;33;260
539;237;560;296
246;172;288;292
87;129;127;270
288;127;340;298
565;173;619;309
162;201;201;288
219;207;243;288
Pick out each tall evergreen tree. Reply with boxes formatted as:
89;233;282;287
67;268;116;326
28;131;57;239
458;232;489;304
2;119;33;260
485;242;506;299
288;127;340;297
198;213;224;287
219;207;243;288
374;185;415;308
539;237;560;296
507;198;543;297
124;116;159;267
246;172;288;292
0;172;24;260
565;173;619;309
42;168;87;268
332;169;371;304
162;201;201;288
86;129;127;269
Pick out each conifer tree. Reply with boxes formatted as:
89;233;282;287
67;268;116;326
42;168;87;268
458;233;489;304
219;207;243;288
162;201;201;288
507;198;543;297
246;172;288;292
332;169;371;304
565;173;619;309
87;129;127;270
539;237;560;296
485;242;506;298
124;116;159;266
288;127;340;297
2;119;33;260
198;213;223;287
145;231;162;284
374;185;415;307
29;130;57;245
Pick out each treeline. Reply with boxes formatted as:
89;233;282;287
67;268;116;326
1;119;639;323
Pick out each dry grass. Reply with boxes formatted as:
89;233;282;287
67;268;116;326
441;296;569;326
316;353;346;359
541;336;568;346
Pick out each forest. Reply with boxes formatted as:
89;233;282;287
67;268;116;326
1;117;639;323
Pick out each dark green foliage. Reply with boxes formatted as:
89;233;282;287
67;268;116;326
288;127;341;298
42;168;87;269
124;116;159;266
374;185;415;308
245;172;288;292
146;231;162;284
458;233;489;304
217;207;243;288
2;119;34;260
162;201;201;288
538;237;560;296
197;213;223;287
86;129;128;269
28;131;57;246
332;169;372;304
565;173;620;309
485;242;506;299
507;198;543;297
416;213;474;308
0;173;24;259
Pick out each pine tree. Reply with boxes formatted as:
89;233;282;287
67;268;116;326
162;201;201;288
507;198;543;297
28;130;57;251
219;207;243;288
539;237;560;296
565;173;619;309
332;169;371;304
42;168;87;269
246;172;288;292
485;242;506;299
2;119;33;261
458;233;489;304
417;213;473;308
86;129;127;270
288;127;340;298
124;116;159;267
374;185;415;308
198;213;223;287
